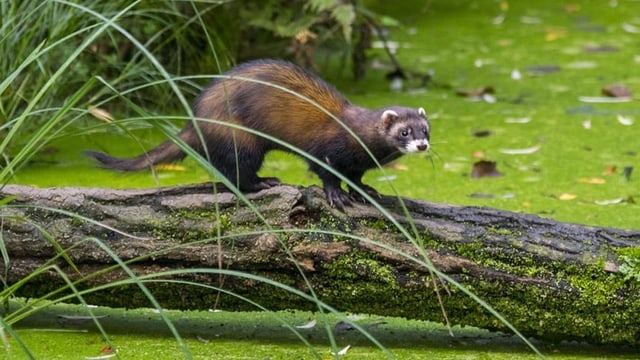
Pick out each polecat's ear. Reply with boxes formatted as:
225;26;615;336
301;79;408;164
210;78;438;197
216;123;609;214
381;109;399;129
418;107;426;117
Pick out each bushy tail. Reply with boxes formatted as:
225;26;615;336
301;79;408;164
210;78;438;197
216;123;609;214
85;140;186;171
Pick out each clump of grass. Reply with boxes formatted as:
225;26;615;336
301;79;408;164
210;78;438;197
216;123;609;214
0;0;236;181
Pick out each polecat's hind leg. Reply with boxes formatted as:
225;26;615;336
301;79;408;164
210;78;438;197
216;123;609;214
219;149;280;192
248;177;281;191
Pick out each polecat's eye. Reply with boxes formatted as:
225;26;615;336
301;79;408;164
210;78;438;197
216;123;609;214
401;129;410;137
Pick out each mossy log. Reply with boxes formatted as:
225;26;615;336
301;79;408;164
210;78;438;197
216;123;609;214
1;183;639;345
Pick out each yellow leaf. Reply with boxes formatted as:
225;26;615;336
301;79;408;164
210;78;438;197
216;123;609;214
500;1;509;12
154;164;186;172
545;30;565;41
558;193;577;201
577;177;606;184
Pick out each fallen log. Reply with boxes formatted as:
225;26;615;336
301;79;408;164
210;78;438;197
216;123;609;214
1;183;639;345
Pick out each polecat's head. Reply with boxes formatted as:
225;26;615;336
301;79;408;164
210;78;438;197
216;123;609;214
381;107;430;153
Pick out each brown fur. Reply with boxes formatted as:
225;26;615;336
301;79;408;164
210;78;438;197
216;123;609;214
87;59;430;209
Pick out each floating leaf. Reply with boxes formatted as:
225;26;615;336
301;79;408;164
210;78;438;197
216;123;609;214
295;319;317;329
578;96;631;103
84;355;116;360
545;28;566;41
617;114;634;126
602;84;632;98
482;93;497;103
520;16;541;24
526;65;560;75
473;130;493;137
154;164;186;171
566;61;597;69
595;198;626;205
471;160;503;178
456;86;497;103
603;165;617;175
492;13;506;25
575;24;606;33
577;177;606;184
100;346;114;354
583;45;619;53
499;145;541;155
196;336;210;343
622;23;640;34
471;150;485;158
505;116;531;124
558;193;577;201
456;86;495;97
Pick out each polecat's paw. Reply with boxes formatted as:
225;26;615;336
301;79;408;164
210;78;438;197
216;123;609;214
324;187;354;211
348;184;382;203
259;177;282;187
246;177;282;191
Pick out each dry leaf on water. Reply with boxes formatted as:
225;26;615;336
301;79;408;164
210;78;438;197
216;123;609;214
295;320;317;329
603;165;617;175
473;130;493;137
577;177;606;184
456;86;496;102
583;45;619;53
505;117;531;124
526;65;560;75
617;114;634;126
602;84;632;98
557;193;577;201
595;198;627;205
471;160;503;178
578;96;631;103
499;145;541;155
622;23;640;34
471;150;485;158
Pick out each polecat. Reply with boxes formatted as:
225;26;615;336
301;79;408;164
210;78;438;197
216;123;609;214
87;59;431;209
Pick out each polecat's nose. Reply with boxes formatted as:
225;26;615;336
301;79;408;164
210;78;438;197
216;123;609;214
417;144;428;151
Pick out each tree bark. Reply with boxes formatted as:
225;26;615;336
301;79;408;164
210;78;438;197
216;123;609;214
1;183;639;345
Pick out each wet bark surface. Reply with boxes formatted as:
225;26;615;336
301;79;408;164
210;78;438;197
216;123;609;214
1;183;639;344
